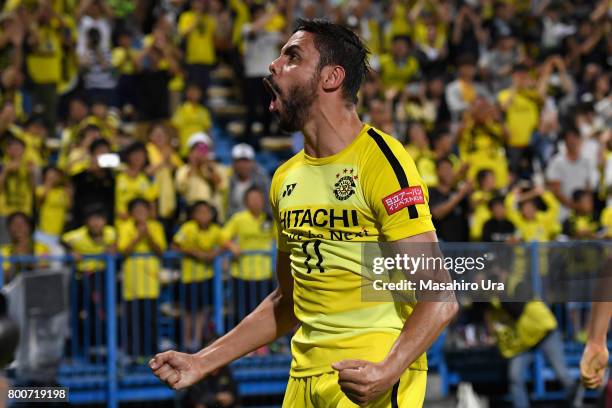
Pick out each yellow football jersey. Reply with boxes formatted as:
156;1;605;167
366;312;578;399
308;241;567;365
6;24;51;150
221;210;275;281
118;219;167;300
173;220;224;283
62;226;116;274
270;124;435;377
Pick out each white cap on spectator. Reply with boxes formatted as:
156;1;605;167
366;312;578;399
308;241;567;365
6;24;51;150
187;132;212;150
231;143;255;160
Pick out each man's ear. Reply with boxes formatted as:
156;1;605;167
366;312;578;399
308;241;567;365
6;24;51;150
320;65;345;93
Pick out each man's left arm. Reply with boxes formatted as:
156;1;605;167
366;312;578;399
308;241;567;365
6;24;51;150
333;231;458;406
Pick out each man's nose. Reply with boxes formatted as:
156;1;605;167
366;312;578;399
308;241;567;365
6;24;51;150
269;56;280;75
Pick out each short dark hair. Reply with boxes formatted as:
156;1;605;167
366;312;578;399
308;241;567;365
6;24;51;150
89;137;110;155
84;204;107;220
42;164;63;179
561;126;580;141
249;3;265;16
189;200;219;224
121;141;147;163
476;169;494;186
572;189;590;202
185;81;201;92
488;195;505;210
80;124;102;139
243;186;265;203
189;200;211;217
5;135;25;148
391;35;412;46
128;198;150;214
293;19;370;104
6;212;31;230
456;54;476;67
435;156;453;169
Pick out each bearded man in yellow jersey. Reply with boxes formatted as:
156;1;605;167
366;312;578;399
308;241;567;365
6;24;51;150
151;19;458;407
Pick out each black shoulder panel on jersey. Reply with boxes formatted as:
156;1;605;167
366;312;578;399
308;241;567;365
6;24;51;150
367;128;419;219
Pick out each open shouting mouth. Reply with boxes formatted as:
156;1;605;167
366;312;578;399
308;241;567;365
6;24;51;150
263;76;281;113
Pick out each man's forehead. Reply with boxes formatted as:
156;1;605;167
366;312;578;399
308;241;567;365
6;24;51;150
281;31;316;54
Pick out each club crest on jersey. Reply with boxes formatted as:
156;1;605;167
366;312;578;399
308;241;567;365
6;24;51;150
333;168;358;201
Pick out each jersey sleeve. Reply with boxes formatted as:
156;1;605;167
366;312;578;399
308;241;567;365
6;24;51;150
177;13;192;36
269;170;290;252
117;224;133;253
151;222;167;251
220;215;238;243
173;223;190;248
61;229;77;246
361;135;435;241
104;227;117;246
601;208;612;229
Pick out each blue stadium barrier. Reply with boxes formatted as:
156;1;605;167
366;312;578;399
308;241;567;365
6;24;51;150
1;242;609;407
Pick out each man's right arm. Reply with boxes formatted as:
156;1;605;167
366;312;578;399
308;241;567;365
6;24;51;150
150;249;297;390
194;249;297;367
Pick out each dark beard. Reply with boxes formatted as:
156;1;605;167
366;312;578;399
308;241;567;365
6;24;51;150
276;77;318;132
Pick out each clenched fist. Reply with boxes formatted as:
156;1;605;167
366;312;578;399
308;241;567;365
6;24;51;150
149;350;205;390
580;341;609;389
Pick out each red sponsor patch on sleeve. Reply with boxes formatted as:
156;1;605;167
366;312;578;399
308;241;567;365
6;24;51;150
382;186;425;215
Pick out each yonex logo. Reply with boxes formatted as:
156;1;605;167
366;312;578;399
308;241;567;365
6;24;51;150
282;183;297;198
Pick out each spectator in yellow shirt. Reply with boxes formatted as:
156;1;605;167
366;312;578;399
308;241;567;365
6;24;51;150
118;198;167;357
1;212;49;284
404;122;435;186
506;185;561;242
58;97;90;172
0;66;26;122
497;64;546;178
62;206;117;275
81;99;120;142
458;96;509;189
146;123;182;240
418;130;464;188
171;82;212;156
177;0;218;100
372;35;420;93
111;29;139;115
34;165;71;257
503;185;561;292
222;187;274;319
21;117;48;166
116;142;159;221
470;169;499;241
62;206;116;352
172;201;223;351
24;2;67;135
63;124;103;176
563;190;599;240
175;133;228;221
0;137;35;244
600;204;612;239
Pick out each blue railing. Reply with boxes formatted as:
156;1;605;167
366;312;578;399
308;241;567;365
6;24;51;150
1;250;284;407
0;242;608;406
